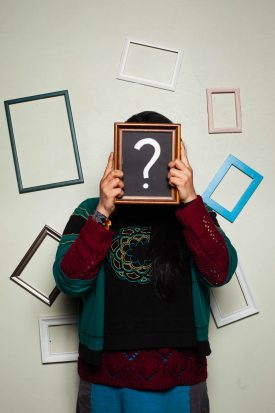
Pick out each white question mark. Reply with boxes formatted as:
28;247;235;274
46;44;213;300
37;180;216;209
134;138;161;189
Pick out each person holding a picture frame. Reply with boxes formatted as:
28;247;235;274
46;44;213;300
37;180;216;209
53;111;237;413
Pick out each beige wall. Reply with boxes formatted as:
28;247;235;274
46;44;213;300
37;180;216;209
1;0;274;412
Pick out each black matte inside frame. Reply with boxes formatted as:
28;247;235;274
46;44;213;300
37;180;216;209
114;122;181;204
4;90;84;193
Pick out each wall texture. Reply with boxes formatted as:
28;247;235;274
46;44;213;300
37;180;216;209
1;0;274;412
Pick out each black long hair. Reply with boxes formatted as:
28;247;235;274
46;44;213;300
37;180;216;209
126;111;172;124
116;111;191;300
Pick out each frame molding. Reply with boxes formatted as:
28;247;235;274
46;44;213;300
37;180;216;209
117;38;183;91
114;122;181;204
10;225;61;306
211;262;259;327
4;90;84;193
39;315;78;363
206;88;242;133
202;154;263;222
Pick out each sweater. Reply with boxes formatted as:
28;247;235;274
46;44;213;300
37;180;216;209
53;196;238;389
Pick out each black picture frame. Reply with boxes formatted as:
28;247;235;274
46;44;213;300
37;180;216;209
114;122;181;204
4;90;84;193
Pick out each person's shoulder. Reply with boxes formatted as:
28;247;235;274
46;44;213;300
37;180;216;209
73;197;99;219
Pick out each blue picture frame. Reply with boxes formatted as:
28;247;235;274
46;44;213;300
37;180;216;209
202;154;263;222
4;90;84;193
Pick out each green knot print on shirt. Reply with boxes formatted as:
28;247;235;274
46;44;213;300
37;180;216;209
108;225;152;284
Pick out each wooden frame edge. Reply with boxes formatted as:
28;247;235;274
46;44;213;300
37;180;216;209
114;122;181;204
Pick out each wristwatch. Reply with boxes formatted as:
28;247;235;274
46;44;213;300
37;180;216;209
91;210;112;230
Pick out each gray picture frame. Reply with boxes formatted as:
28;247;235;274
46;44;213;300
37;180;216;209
4;90;84;193
10;225;61;306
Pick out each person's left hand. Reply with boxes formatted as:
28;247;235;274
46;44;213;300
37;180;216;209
167;142;197;203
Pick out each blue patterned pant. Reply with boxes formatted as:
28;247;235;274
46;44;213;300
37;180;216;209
76;380;209;413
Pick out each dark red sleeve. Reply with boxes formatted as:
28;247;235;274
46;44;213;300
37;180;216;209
61;216;114;280
176;196;229;286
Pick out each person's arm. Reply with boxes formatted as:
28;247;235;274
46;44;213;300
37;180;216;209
53;199;113;296
60;212;114;280
168;143;237;287
53;153;124;296
176;196;237;286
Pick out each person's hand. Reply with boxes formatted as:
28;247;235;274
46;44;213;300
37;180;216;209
168;142;197;203
96;153;124;217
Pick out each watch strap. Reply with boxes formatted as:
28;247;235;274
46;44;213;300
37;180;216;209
91;210;112;229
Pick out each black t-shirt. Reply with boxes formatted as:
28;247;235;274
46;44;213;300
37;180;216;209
103;205;197;351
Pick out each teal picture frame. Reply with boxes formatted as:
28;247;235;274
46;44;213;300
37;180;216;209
4;90;84;193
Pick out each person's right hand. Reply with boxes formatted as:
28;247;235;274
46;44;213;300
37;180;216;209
96;152;124;218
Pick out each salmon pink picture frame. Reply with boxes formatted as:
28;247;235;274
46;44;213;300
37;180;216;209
206;88;242;133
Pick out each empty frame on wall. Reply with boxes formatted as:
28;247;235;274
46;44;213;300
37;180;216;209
39;315;78;363
4;90;84;193
117;38;183;91
10;225;61;306
206;88;242;133
211;262;259;327
202;154;263;222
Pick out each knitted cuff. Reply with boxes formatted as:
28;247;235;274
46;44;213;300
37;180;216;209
85;215;114;247
176;195;213;236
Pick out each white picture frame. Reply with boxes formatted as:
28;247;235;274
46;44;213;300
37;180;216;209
39;315;78;363
117;38;183;91
210;262;259;327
